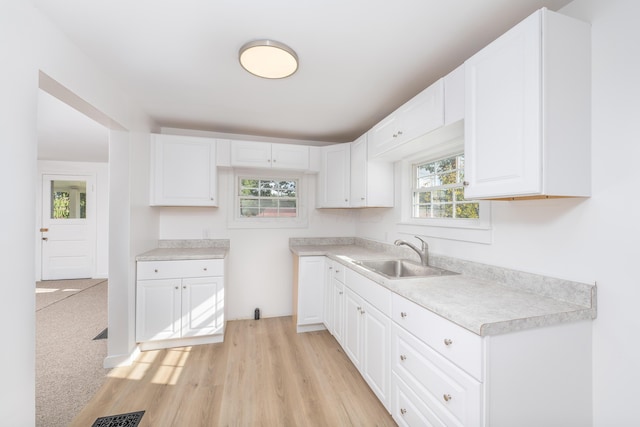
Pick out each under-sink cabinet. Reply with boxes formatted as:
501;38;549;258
343;268;392;410
136;259;225;350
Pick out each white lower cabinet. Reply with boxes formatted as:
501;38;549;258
391;293;592;427
293;256;326;333
136;259;225;350
343;269;392;410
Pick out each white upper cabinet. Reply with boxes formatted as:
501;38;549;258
464;8;591;199
369;79;444;159
230;140;309;170
317;143;351;208
444;64;465;126
350;134;394;208
150;134;217;206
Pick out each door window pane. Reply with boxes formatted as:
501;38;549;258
50;180;87;219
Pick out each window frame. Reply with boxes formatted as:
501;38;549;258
398;142;491;243
228;169;308;229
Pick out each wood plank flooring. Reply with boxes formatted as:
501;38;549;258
71;317;397;426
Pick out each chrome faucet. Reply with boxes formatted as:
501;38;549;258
394;236;429;266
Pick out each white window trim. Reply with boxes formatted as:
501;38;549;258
397;141;492;244
227;168;309;229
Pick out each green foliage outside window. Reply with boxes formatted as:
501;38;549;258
412;154;479;219
238;178;297;218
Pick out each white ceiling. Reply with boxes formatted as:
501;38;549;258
35;0;573;160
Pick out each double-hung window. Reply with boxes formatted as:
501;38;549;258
237;177;298;218
412;153;479;220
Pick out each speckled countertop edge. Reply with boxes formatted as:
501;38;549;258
136;239;230;261
289;238;596;336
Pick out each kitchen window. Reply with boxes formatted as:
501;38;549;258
238;178;298;218
230;173;308;229
412;154;479;220
399;150;491;244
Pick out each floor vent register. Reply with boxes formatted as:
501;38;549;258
91;410;145;427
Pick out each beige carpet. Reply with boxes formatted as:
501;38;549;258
36;279;109;427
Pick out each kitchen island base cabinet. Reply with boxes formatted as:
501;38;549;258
136;259;225;351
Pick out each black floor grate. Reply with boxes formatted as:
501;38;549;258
92;410;145;427
93;328;108;340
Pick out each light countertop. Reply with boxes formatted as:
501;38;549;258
136;239;229;261
290;239;596;336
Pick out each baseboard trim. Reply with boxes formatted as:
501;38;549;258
138;333;224;351
103;346;141;369
296;323;327;333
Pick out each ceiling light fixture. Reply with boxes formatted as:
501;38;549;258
239;39;298;79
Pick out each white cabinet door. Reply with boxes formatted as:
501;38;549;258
332;279;345;346
271;143;309;170
362;300;391;409
231;141;310;170
323;259;334;332
230;140;272;168
369;80;444;159
151;134;217;206
344;287;363;368
350;135;368;208
444;64;465;126
464;11;542;199
399;80;444;143
136;278;182;342
296;256;325;328
181;276;224;337
369;114;400;159
317;143;350;208
464;9;590;199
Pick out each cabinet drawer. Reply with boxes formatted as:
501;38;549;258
137;259;224;280
331;261;346;283
392;324;481;427
392;293;482;380
392;374;447;427
345;268;391;316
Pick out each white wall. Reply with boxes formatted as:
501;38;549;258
159;167;358;319
1;1;156;423
356;0;640;424
36;160;110;279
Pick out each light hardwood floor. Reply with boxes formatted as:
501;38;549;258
71;317;397;426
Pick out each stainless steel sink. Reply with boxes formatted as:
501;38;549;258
353;259;458;279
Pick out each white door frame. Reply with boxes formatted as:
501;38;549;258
36;162;104;281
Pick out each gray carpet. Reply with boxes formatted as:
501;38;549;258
36;279;109;427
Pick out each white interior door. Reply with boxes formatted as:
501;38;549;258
41;174;96;280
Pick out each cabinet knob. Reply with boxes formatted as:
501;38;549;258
360;197;365;200
154;269;158;273
443;394;452;402
400;408;407;415
463;181;470;186
392;133;398;138
344;199;348;202
444;338;453;346
267;159;271;162
329;266;333;270
204;267;207;271
400;312;407;318
400;354;407;361
397;130;403;136
183;285;187;289
175;286;179;290
339;291;343;295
